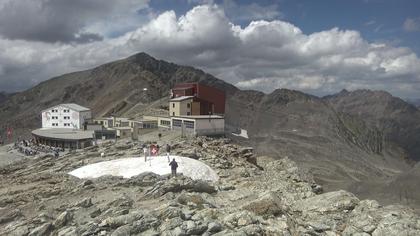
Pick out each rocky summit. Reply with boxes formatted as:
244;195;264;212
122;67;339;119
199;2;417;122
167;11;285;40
1;136;419;236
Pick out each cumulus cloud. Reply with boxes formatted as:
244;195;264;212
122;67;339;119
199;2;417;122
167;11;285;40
0;3;420;99
403;17;420;32
0;0;150;43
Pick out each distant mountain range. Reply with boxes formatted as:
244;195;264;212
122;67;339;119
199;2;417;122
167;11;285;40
406;98;420;108
1;52;420;210
0;92;13;104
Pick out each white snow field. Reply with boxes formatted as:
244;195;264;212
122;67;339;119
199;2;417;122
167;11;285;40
69;155;219;182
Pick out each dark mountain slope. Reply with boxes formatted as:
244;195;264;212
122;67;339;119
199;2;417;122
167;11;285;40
324;89;420;162
225;88;410;201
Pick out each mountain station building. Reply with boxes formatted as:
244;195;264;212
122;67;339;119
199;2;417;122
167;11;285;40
147;83;226;136
32;103;94;149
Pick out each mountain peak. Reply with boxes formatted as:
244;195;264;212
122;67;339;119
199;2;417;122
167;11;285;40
126;52;160;65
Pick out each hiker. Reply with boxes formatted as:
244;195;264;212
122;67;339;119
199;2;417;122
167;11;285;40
156;144;160;155
54;150;59;158
143;145;148;162
169;158;178;177
165;144;171;162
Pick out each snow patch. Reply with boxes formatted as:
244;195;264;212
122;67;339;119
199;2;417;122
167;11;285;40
232;129;249;139
68;155;219;182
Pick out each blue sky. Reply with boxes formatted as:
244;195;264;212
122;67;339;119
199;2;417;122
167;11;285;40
0;0;419;99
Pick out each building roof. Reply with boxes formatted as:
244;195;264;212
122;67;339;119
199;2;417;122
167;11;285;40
170;96;194;102
173;83;196;89
42;103;90;112
94;117;113;120
110;127;132;130
32;128;94;140
61;103;90;112
174;115;224;119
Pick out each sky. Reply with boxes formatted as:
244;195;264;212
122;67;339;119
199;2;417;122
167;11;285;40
0;0;419;99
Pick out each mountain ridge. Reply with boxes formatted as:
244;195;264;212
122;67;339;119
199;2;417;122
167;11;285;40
1;52;420;210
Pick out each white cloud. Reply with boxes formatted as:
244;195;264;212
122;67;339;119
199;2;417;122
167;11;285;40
403;17;420;32
0;4;420;99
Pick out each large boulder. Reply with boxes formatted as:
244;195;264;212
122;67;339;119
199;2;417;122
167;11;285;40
294;190;359;213
145;176;217;197
100;211;144;229
28;223;53;236
53;211;73;228
242;192;285;217
343;200;420;236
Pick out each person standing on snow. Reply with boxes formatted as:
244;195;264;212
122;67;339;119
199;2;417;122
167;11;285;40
165;144;171;162
169;158;178;177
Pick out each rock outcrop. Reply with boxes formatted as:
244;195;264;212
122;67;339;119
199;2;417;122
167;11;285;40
0;136;419;235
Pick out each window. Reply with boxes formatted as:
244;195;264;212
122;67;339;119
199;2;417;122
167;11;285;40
187;112;190;115
63;109;70;113
52;123;59;126
187;103;190;108
184;120;194;129
172;112;175;116
64;116;70;120
64;123;71;127
52;109;58;113
172;119;182;127
52;116;59;119
160;120;171;126
172;103;175;108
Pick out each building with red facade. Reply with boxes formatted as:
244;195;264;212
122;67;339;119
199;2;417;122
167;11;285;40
170;83;225;115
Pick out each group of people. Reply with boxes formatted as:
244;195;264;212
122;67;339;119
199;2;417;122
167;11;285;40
141;143;178;177
14;138;63;157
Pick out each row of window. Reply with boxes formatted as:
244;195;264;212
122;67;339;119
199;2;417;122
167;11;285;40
172;119;195;129
172;112;190;115
160;120;171;126
51;109;71;113
52;116;71;119
171;103;191;108
184;120;194;129
52;123;72;126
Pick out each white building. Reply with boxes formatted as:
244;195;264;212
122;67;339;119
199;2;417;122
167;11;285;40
171;115;225;136
41;103;92;129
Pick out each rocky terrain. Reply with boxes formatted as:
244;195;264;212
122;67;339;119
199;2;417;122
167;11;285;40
226;88;417;209
1;52;420;211
1;136;419;236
